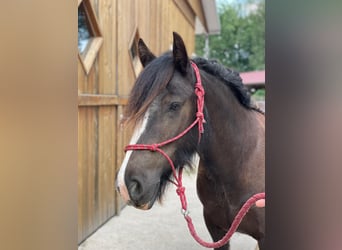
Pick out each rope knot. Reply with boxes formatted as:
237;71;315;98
150;144;158;152
196;112;204;120
195;84;205;97
176;186;185;196
196;111;205;137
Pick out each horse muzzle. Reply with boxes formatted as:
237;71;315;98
116;176;159;210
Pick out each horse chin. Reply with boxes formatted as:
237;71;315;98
136;202;153;210
135;184;160;210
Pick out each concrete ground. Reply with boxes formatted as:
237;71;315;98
79;170;258;250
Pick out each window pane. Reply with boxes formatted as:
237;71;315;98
78;3;92;54
130;42;137;59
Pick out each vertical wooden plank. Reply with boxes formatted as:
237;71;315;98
148;0;157;52
117;0;136;96
160;0;170;52
97;0;114;225
78;106;98;242
138;0;150;43
85;0;99;236
98;0;114;95
98;106;116;222
78;61;86;94
78;108;84;241
87;107;98;237
115;105;125;214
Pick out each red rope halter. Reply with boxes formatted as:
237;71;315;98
125;61;265;248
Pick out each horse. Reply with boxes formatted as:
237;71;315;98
116;32;265;250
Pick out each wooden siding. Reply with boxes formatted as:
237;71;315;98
78;0;201;243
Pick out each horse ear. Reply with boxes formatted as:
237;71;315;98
172;32;189;74
138;39;156;67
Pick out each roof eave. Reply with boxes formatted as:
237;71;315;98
195;0;221;35
203;0;221;34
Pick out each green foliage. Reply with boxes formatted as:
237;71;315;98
195;0;265;72
251;88;265;101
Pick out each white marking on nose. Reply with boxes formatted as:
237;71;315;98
117;111;150;202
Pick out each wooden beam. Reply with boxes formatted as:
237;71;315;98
173;0;196;27
188;0;208;32
78;94;128;106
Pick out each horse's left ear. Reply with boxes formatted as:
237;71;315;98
138;38;156;67
172;32;190;74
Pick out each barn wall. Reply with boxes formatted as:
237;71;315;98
78;0;203;243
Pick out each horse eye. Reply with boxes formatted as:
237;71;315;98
168;102;181;112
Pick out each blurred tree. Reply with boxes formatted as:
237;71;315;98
195;0;265;72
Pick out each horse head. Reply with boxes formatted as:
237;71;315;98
116;33;199;209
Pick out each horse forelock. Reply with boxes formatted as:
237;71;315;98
124;54;175;126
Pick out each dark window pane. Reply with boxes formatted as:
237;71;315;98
130;42;137;59
78;3;92;54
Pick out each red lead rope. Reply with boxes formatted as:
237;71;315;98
125;61;265;248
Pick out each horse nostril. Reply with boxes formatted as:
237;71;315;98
128;178;143;203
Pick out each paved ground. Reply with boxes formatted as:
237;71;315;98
79;170;258;250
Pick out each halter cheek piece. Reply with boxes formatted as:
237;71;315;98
124;61;265;248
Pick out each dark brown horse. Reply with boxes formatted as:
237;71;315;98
116;32;265;250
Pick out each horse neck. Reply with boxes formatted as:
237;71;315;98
197;74;263;178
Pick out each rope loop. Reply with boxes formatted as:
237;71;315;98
195;84;205;97
195;83;204;89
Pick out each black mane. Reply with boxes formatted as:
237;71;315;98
192;57;264;114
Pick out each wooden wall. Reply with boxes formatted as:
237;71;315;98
78;0;204;243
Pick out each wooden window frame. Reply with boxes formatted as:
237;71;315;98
78;0;103;74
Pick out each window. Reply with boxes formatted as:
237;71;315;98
78;0;103;74
78;3;92;54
